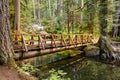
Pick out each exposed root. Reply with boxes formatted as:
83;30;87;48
98;37;120;63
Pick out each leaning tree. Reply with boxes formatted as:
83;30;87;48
0;0;16;67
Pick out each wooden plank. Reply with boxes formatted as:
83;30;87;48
14;44;87;60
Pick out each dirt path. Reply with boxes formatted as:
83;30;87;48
0;65;34;80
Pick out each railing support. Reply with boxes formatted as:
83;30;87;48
21;34;28;52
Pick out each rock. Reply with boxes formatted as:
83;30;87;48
84;46;100;57
32;24;44;31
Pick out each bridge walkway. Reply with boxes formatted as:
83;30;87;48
12;34;98;60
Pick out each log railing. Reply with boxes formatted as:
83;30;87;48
12;34;95;53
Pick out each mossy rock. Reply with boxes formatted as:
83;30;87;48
84;45;100;57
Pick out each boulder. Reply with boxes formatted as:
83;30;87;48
84;45;100;57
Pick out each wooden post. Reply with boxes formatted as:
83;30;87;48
30;35;34;45
44;35;46;46
38;35;40;48
71;34;74;45
68;34;71;45
51;34;57;47
14;34;19;44
75;34;78;44
21;34;28;52
61;34;67;46
76;34;79;44
38;35;45;49
80;35;84;45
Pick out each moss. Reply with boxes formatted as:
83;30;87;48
84;45;99;51
8;57;17;69
57;50;81;56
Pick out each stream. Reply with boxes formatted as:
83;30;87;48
31;49;120;80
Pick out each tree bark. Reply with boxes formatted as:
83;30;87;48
57;0;63;16
66;1;70;34
0;0;16;66
9;0;15;29
38;0;42;24
80;0;84;22
14;0;20;33
98;0;116;60
48;0;52;17
32;0;36;20
112;1;120;37
87;0;95;33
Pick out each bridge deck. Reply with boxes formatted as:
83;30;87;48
12;34;97;60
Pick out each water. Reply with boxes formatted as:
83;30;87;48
31;49;82;66
33;49;120;80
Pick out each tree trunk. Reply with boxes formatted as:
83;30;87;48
38;0;42;24
32;0;36;20
14;0;20;33
80;0;84;22
9;0;15;29
57;0;63;16
66;1;70;34
87;0;95;33
0;0;16;67
112;1;120;38
48;0;52;17
98;0;116;60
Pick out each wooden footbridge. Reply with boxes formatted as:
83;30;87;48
12;34;98;60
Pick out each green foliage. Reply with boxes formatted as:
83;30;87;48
9;0;115;34
9;0;15;29
43;69;71;80
57;50;81;56
53;26;63;34
112;37;120;42
20;0;34;27
18;63;38;74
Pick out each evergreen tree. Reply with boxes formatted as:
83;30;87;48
0;0;16;67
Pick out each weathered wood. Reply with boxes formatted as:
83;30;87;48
75;35;78;44
38;35;41;48
21;34;28;52
68;34;71;45
61;34;67;46
77;35;81;44
39;35;45;49
44;35;47;47
14;44;88;60
71;35;74;44
51;34;57;47
11;33;97;60
30;35;34;45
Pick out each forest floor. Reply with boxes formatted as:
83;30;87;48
0;65;34;80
